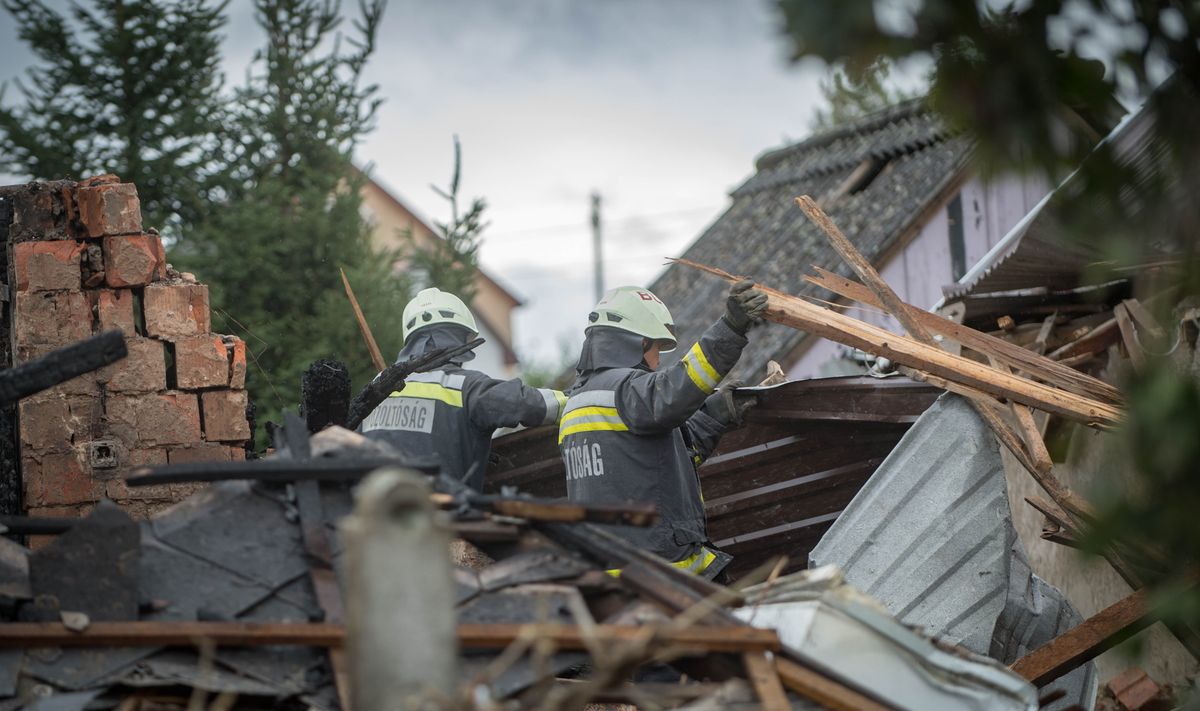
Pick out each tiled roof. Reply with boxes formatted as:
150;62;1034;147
651;100;973;380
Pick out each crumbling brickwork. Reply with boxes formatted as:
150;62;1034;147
2;176;250;525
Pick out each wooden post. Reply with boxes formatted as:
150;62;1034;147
342;468;458;709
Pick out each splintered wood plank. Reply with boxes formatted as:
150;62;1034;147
804;266;1122;405
1047;317;1119;361
743;652;791;711
1114;302;1147;371
1010;588;1154;686
673;259;1123;429
341;267;387;372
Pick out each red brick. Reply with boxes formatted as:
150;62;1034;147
95;289;137;335
175;334;229;389
168;442;232;465
102;337;167;393
144;283;210;340
103;234;166;287
106;392;201;446
201;390;250;442
13;290;93;358
22;450;99;507
224;336;247;389
12;240;84;292
229;446;247;461
76;182;141;237
18;395;101;453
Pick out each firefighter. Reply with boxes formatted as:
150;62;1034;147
362;288;565;491
558;281;767;579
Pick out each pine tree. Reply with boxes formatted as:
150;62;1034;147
0;0;227;234
174;0;408;433
403;136;488;305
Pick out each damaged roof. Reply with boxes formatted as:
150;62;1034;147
650;100;973;380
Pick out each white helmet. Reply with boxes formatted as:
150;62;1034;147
402;288;478;341
586;286;677;352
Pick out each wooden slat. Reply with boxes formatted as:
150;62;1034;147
1047;317;1119;361
1010;588;1154;686
743;651;791;711
340;267;387;372
674;259;1123;428
1114;303;1146;371
989;357;1054;474
775;657;892;711
1121;298;1166;339
804;266;1122;405
0;622;781;653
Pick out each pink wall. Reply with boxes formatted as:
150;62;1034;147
786;173;1050;378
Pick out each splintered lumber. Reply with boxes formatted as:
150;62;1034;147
1047;317;1119;361
988;357;1054;474
775;657;891;711
742;652;791;711
340;267;387;372
0;330;127;404
795;196;932;343
674;259;1122;429
804;266;1122;405
1031;312;1058;356
1010;588;1155;686
1114;303;1147;371
1121;298;1166;340
0;622;781;653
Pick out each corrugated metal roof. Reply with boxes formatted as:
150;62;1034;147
809;393;1096;710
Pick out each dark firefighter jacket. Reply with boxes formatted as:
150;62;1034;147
362;325;565;491
558;318;748;573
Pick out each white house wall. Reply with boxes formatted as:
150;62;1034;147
787;174;1051;379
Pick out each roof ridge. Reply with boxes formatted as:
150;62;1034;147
755;97;934;172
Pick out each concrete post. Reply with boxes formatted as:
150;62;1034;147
342;468;458;709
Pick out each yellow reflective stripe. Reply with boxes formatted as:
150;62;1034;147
689;343;720;384
554;390;567;412
605;548;718;578
683;358;712;393
392;382;463;407
557;420;629;444
560;406;620;424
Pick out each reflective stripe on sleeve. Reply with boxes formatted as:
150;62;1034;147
405;371;466;389
682;343;720;394
605;547;719;578
562;389;616;413
538;388;567;425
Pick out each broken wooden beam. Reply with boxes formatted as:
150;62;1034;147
675;259;1123;428
804;266;1122;405
0;330;127;404
742;651;791;711
340;267;387;372
775;657;892;711
1114;302;1147;371
1047;317;1119;361
0;621;782;653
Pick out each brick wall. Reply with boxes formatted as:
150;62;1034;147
2;176;250;524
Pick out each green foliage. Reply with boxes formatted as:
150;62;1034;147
810;57;923;130
0;0;228;234
518;336;580;390
777;0;1200;651
402;135;488;305
173;0;405;438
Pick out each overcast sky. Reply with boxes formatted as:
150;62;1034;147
1;0;842;365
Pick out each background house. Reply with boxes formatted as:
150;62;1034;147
651;100;1051;380
359;175;522;378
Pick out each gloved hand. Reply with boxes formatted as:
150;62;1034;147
704;379;760;426
723;279;768;334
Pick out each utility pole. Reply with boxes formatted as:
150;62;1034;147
591;192;604;303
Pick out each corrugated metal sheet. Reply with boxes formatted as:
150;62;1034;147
809;393;1096;710
487;375;940;578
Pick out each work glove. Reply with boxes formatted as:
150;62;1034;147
703;379;760;427
723;279;768;334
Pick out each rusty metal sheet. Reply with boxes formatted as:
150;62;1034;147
487;376;939;577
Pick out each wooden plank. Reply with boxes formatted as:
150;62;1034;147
0;622;781;653
1114;303;1147;371
775;657;892;711
1010;588;1154;686
1121;298;1166;339
805;266;1122;405
674;259;1123;428
1031;312;1058;356
1047;317;1119;361
743;651;791;711
795;195;933;342
340;267;387;372
988;357;1054;474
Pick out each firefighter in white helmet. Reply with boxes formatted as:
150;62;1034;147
362;287;565;490
559;281;767;579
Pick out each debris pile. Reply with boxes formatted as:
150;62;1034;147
0;177;251;528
